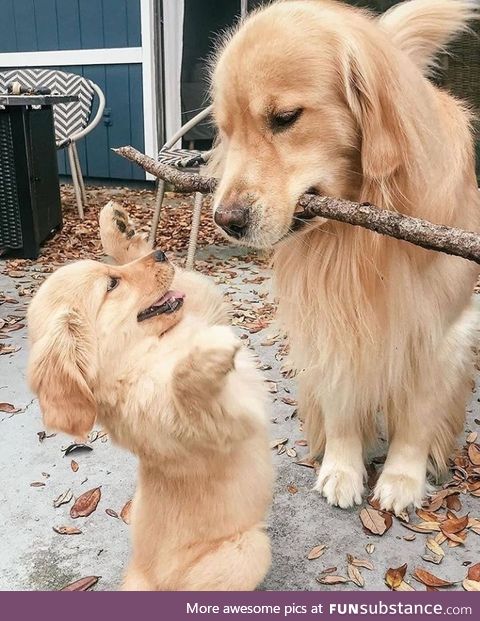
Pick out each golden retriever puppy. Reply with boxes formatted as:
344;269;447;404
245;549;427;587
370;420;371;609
27;205;272;590
210;0;480;513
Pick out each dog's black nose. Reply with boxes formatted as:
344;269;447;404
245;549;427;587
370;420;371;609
214;204;249;240
153;249;167;262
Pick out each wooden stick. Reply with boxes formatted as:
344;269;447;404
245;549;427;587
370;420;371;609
114;145;480;265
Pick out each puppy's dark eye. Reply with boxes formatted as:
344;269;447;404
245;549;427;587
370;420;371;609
107;277;119;292
269;108;303;133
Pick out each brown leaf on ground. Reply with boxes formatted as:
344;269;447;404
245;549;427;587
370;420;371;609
468;444;480;466
385;564;407;590
359;507;391;536
396;581;415;591
440;514;469;535
60;576;99;591
53;526;82;535
0;402;21;413
270;437;288;450
30;482;45;487
64;443;93;456
120;500;132;525
316;575;348;585
53;488;73;508
347;555;374;570
466;431;478;443
412;568;453;588
365;543;375;554
105;508;119;519
467;563;480;581
70;487;101;519
347;564;365;588
307;544;326;560
416;509;443;522
70;460;79;472
445;494;462;512
463;579;480;591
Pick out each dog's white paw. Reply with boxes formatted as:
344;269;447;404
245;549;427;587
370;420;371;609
314;462;365;509
373;471;425;515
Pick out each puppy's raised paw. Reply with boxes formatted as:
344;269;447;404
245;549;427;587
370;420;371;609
193;326;240;379
99;201;148;263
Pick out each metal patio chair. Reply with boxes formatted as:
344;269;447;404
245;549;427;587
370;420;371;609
0;68;106;219
150;0;248;270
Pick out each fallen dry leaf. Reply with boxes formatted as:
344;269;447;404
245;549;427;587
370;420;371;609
70;487;101;519
53;526;82;535
463;579;480;591
347;564;365;588
413;568;453;588
60;576;99;591
365;543;375;554
53;488;73;508
105;508;119;519
70;460;79;472
385;564;407;590
396;581;416;591
466;431;478;443
120;500;132;525
0;402;21;413
360;507;391;536
468;444;480;466
426;538;445;558
287;484;298;495
467;563;480;581
307;544;326;560
64;443;93;456
347;555;374;570
270;438;288;450
316;575;348;585
440;513;469;535
30;481;45;487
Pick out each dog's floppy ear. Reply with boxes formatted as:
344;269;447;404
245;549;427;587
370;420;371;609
28;308;97;439
341;43;408;182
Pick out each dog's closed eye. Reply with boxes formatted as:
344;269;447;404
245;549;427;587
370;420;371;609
107;277;120;292
269;108;303;133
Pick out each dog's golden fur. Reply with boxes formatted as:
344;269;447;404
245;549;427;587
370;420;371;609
211;0;480;513
27;203;272;590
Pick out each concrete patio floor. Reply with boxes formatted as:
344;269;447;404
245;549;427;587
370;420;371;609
1;195;479;591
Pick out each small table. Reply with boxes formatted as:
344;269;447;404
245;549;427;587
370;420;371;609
0;94;78;259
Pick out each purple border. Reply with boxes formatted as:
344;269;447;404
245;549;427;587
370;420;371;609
1;591;478;621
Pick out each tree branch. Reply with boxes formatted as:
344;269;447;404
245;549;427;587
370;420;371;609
114;145;480;265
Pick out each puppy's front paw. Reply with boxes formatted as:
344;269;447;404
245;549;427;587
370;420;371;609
373;471;425;515
99;201;143;261
314;461;365;509
193;327;240;379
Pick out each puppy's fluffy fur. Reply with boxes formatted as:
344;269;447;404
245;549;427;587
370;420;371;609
27;203;272;590
211;0;480;513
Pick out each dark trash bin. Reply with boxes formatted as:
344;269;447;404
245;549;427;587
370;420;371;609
0;95;76;259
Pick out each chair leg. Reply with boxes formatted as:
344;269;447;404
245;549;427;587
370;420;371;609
148;179;166;248
72;142;87;204
185;192;203;270
68;144;84;219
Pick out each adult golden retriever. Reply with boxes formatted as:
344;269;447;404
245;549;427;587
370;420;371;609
211;0;480;513
27;203;272;590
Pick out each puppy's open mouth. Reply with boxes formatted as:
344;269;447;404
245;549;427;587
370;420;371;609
137;290;185;322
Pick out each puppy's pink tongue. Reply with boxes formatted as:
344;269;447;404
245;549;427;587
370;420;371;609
154;290;185;306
